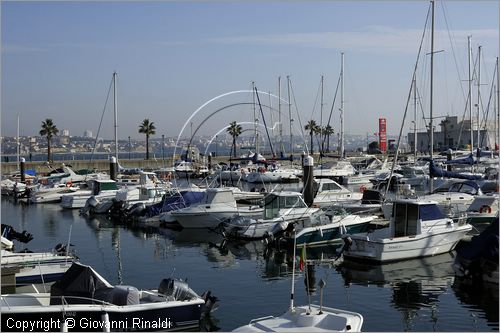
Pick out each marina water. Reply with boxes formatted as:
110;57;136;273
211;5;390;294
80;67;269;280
2;194;498;332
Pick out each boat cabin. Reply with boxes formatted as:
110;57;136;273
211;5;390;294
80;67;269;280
263;192;307;219
201;188;237;208
390;200;445;238
91;179;118;195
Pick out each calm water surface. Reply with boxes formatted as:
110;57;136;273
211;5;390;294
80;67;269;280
2;196;498;332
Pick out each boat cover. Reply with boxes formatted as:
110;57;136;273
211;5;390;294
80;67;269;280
456;217;499;262
360;190;384;204
443;153;476;165
50;262;114;305
144;190;205;217
429;160;483;180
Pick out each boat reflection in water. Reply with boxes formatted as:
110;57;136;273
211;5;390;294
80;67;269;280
339;253;456;331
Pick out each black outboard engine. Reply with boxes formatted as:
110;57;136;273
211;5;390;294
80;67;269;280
125;202;147;218
1;224;33;244
158;278;196;301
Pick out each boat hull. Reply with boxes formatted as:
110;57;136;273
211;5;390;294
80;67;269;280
344;225;472;262
1;298;204;332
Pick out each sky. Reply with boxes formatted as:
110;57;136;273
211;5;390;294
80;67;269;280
1;1;499;142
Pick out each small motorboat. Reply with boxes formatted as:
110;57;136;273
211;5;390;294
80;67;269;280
1;262;217;332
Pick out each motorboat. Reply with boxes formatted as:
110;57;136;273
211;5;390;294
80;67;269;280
418;180;482;217
312;178;362;208
232;304;364;332
311;160;356;180
221;191;323;240
172;188;262;229
244;163;300;184
342;198;472;262
463;194;499;234
1;241;76;284
233;235;364;332
29;183;88;204
1;262;216;332
294;213;374;247
60;179;119;209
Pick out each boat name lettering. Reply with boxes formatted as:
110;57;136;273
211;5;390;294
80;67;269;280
387;244;403;249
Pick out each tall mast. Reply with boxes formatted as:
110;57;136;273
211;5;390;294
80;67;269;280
497;57;500;151
429;0;435;193
17;114;20;166
278;76;284;155
252;81;257;153
413;74;417;161
320;75;324;154
340;52;345;159
476;46;481;150
113;71;118;161
468;36;473;158
287;76;293;157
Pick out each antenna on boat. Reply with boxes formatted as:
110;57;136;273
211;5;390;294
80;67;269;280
318;278;326;314
65;225;72;261
290;232;297;311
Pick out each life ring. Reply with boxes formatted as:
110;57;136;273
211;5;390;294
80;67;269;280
66;181;72;188
166;172;172;181
479;205;492;214
360;185;367;193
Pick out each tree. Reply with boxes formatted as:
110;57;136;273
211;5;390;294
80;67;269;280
368;141;381;154
39;119;59;162
323;125;334;153
304;120;319;155
227;121;242;157
138;119;156;160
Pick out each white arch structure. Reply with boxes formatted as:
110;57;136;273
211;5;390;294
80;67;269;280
173;90;291;161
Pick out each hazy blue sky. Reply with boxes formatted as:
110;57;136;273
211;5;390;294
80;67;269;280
2;1;498;141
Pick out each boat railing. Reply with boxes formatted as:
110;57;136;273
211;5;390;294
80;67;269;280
1;293;116;308
249;315;276;325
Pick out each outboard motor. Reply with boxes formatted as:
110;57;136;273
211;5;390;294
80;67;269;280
158;278;196;301
126;202;147;218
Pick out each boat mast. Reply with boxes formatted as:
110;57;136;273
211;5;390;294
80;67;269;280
252;81;259;155
468;36;473;159
16;114;20;166
497;57;499;151
320;75;324;155
413;74;417;161
113;71;118;161
287;76;293;157
429;0;435;193
476;46;481;150
278;76;284;156
340;52;345;159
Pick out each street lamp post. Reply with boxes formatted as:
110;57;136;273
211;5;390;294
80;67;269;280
162;134;165;162
128;136;131;160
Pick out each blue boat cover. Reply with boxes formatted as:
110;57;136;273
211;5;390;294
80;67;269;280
444;153;476;165
429;160;483;180
144;190;205;217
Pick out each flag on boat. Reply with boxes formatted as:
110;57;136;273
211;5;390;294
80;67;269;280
299;245;306;271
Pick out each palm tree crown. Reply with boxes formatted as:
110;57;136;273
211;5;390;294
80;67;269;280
39;119;59;162
138;119;156;160
227;121;243;157
305;120;319;155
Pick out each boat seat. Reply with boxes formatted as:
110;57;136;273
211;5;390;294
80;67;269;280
111;285;140;306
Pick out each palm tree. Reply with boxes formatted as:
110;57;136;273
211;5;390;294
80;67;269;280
323;125;334;152
227;121;243;157
138;119;156;160
39;119;59;162
305;120;319;155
